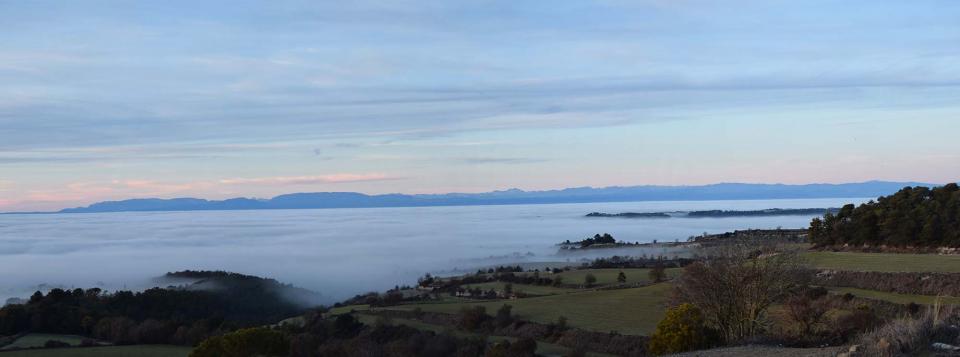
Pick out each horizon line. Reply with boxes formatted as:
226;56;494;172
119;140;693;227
2;179;945;214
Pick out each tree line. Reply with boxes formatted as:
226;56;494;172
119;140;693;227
0;271;314;346
809;184;960;247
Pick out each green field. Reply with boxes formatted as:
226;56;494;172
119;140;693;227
805;251;960;273
463;282;575;295
1;334;90;350
0;345;191;357
388;283;672;335
354;313;615;357
829;287;960;305
328;304;370;315
534;268;681;287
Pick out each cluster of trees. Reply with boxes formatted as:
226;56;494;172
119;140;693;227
586;255;692;270
456;305;517;332
809;184;960;247
454;287;502;300
193;311;539;357
670;248;808;345
340;269;563;308
655;247;911;354
561;233;617;248
0;271;314;346
475;266;525;275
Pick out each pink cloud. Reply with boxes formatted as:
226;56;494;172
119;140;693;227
0;173;398;211
218;173;394;185
113;179;207;192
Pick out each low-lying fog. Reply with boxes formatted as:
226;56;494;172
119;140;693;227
0;198;865;304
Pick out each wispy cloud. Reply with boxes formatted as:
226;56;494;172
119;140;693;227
458;158;548;165
1;0;959;210
0;173;399;210
218;174;397;185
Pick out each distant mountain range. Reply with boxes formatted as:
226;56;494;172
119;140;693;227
17;181;938;214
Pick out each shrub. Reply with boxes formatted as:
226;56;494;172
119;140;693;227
191;327;289;357
649;263;666;283
785;294;829;336
495;304;514;328
483;338;536;357
648;303;714;355
584;274;597;287
856;304;957;356
832;305;882;343
458;306;489;331
43;340;71;348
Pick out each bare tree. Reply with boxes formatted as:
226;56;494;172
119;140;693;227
785;294;829;337
648;258;667;283
673;247;809;343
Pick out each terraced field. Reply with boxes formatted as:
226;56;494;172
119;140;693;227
462;282;575;295
532;268;681;286
0;345;191;357
388;283;672;335
829;287;960;305
353;313;614;357
805;251;960;273
1;334;89;350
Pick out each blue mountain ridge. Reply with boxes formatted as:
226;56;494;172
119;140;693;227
36;180;942;214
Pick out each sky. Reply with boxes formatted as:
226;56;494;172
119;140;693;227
1;0;959;212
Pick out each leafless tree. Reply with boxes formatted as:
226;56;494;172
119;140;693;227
673;246;810;343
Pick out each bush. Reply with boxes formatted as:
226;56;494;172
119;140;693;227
458;306;489;331
649;264;666;283
648;303;715;355
43;340;71;348
785;294;829;336
191;327;289;357
832;305;882;343
495;304;514;328
584;274;597;287
856;305;957;356
484;339;537;357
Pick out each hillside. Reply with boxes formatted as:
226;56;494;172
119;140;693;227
0;271;321;348
809;183;960;247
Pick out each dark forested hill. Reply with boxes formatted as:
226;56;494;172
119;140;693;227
0;271;322;346
809;184;960;247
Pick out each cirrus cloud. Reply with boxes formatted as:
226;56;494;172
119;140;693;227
218;173;397;186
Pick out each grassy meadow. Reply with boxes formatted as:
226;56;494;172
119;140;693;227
828;287;960;305
0;345;191;357
541;268;681;286
462;282;575;295
805;251;960;273
1;334;89;350
353;313;616;357
388;282;672;335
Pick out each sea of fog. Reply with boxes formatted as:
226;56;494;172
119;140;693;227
0;197;866;303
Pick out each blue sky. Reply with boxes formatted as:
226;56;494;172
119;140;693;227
1;0;959;211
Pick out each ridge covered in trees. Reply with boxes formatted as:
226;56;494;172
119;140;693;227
809;184;960;247
0;271;319;346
